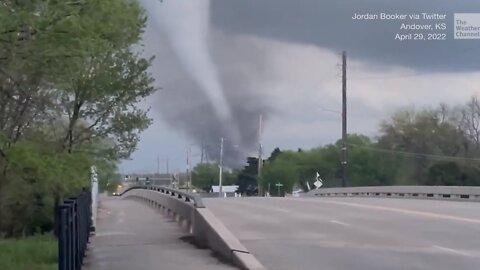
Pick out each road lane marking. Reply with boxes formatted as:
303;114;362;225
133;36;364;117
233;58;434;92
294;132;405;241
433;245;472;257
214;199;293;214
329;220;351;227
301;199;480;225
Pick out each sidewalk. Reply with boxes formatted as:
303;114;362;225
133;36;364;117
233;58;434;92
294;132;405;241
84;196;236;270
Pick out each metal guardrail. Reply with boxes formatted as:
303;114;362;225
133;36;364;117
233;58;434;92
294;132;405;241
55;188;92;270
307;186;480;201
120;185;205;208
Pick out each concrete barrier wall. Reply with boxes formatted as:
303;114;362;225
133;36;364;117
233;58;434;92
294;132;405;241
307;186;480;201
122;186;266;270
193;208;265;270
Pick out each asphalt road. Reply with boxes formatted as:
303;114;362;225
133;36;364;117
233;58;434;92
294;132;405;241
204;197;480;270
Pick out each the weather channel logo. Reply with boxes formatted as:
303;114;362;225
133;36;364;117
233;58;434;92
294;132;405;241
454;13;480;39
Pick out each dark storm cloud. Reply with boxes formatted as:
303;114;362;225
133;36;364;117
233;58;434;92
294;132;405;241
211;0;480;72
141;22;273;166
136;0;480;170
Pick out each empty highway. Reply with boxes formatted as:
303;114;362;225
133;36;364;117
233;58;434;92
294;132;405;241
204;197;480;270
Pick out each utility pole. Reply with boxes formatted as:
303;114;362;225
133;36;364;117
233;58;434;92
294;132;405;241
218;137;224;197
200;136;205;164
257;114;263;196
166;157;169;174
156;155;160;175
341;51;348;187
186;146;191;192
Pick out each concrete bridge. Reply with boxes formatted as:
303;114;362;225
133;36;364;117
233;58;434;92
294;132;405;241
83;186;480;270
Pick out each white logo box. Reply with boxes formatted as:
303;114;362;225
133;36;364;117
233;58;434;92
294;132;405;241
454;13;480;39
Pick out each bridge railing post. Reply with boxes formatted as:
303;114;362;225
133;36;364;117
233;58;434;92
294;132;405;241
64;199;77;270
56;189;93;270
66;202;74;270
58;206;68;270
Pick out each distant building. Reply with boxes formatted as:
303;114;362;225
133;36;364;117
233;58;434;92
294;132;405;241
211;185;239;197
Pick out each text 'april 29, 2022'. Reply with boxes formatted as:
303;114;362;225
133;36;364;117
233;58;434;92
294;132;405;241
352;12;480;41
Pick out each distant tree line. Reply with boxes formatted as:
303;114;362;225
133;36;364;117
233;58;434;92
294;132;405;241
0;1;155;237
192;98;480;196
191;163;238;192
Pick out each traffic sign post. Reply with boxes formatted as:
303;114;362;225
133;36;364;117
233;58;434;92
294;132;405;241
314;172;323;189
275;182;283;196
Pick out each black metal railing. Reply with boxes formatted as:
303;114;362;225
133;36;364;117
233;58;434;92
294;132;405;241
55;188;92;270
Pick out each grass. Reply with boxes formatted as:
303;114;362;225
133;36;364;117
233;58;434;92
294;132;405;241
0;234;57;270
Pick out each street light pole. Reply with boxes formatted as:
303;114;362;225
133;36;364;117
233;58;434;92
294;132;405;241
218;137;224;197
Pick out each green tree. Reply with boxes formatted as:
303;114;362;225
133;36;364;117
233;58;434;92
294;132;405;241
0;0;153;159
260;152;298;195
377;106;472;185
192;163;219;192
0;0;156;237
426;162;462;186
268;147;282;162
191;163;238;192
60;49;155;158
260;134;394;193
236;157;262;195
222;170;237;186
344;135;393;186
259;100;480;195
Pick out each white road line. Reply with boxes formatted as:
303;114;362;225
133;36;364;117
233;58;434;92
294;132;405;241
433;245;472;257
303;199;480;225
329;220;351;227
218;199;292;214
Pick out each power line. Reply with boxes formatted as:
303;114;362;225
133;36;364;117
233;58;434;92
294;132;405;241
349;71;433;81
347;143;480;162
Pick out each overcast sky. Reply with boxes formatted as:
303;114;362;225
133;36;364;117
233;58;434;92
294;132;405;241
120;0;480;174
